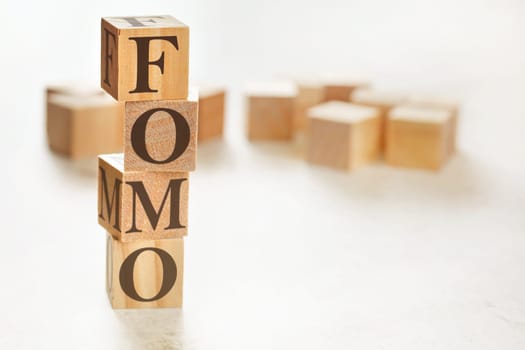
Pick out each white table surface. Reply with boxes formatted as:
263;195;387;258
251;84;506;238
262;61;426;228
1;0;524;348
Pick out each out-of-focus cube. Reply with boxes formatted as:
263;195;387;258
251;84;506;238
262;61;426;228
405;95;460;155
350;88;407;114
292;76;370;131
307;101;381;170
350;88;408;148
246;82;296;140
47;92;124;159
293;81;325;131
386;106;454;171
323;78;369;102
46;82;106;99
198;87;226;142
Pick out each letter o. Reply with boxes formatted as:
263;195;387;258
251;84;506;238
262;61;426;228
119;247;177;302
131;108;190;164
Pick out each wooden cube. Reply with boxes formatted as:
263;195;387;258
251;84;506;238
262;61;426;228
307;101;381;170
323;79;369;102
106;234;183;309
124;89;198;172
405;95;459;156
198;87;226;142
293;82;325;131
246;82;296;140
350;88;407;116
101;15;189;101
98;153;189;242
386;106;454;170
46;93;124;159
350;88;408;148
292;77;370;131
46;82;106;98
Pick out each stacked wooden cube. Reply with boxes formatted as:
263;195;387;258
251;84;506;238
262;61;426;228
97;15;197;309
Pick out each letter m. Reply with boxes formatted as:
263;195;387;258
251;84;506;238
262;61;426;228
98;166;122;230
125;179;187;233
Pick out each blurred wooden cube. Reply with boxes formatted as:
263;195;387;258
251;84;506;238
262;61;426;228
246;82;296;140
323;79;369;102
307;101;381;170
293;81;325;131
198;87;226;142
406;95;459;114
293;77;370;131
47;93;124;159
106;234;183;309
46;82;106;99
386;106;454;170
350;88;407;116
405;94;459;155
350;88;408;148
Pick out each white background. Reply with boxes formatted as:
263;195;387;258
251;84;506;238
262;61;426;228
0;0;524;349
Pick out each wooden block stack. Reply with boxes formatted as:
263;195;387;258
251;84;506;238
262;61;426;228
97;15;197;309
